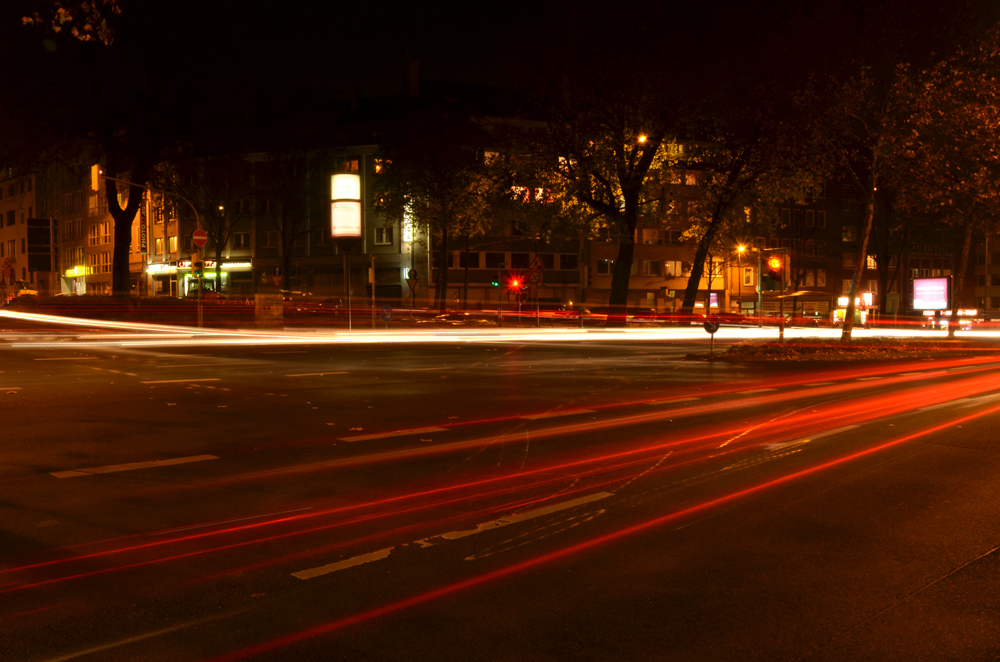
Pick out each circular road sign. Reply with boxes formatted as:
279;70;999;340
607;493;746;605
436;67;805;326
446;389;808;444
380;305;393;322
192;229;208;247
703;319;720;335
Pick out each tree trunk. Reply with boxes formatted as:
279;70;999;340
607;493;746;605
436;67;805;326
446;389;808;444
948;219;975;338
842;172;877;341
462;233;470;311
606;214;636;327
681;206;726;318
434;224;450;312
105;167;147;297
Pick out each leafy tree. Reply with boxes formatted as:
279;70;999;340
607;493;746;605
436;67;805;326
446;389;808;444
373;107;496;312
163;154;253;292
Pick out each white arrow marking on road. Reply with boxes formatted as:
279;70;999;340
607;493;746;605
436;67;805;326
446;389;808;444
51;454;218;478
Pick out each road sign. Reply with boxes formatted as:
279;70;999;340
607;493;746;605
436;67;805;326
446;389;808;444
703;319;720;334
406;268;419;292
529;254;546;271
192;229;208;247
380;305;393;322
527;269;542;285
1;258;11;278
271;266;284;289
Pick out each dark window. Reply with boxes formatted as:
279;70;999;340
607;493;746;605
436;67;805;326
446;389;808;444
560;254;578;270
597;259;614;274
458;252;480;269
5;210;13;226
538;253;555;270
233;232;250;249
510;253;530;268
485;252;504;268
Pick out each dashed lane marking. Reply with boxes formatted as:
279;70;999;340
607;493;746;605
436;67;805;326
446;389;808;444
739;388;778;395
646;397;700;405
338;426;449;442
439;492;614;540
804;382;834;386
520;408;596;420
918;399;971;412
763;425;859;450
856;377;883;381
292;492;614;580
51;454;219;478
34;357;99;361
401;367;449;372
140;378;221;384
157;362;265;369
293;548;393;580
285;372;348;377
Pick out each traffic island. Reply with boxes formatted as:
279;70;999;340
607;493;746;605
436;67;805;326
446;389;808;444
696;338;1000;362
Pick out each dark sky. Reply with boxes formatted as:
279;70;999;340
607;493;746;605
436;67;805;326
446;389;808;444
206;0;541;98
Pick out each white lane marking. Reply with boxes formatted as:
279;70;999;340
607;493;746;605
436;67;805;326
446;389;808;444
804;382;834;386
140;378;221;384
1;387;21;390
41;609;246;662
146;507;314;536
646;397;700;405
918;399;971;412
263;351;308;354
338;426;448;442
958;393;1000;408
440;492;613;540
51;454;219;478
34;357;99;361
286;371;348;377
401;366;449;371
856;377;883;381
520;408;596;420
158;362;264;368
740;388;778;394
898;372;927;376
763;424;860;450
292;547;393;580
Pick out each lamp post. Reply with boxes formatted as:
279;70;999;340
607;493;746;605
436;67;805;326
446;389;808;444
736;244;745;314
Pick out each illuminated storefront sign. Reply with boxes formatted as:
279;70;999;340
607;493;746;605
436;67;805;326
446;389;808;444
330;173;362;238
64;266;87;278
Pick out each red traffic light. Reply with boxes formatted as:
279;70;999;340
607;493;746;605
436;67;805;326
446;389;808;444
767;257;782;270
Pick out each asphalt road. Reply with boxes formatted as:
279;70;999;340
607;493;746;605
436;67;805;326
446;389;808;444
3;316;1000;661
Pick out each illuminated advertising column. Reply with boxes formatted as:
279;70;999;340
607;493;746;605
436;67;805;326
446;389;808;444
331;173;362;244
331;173;363;328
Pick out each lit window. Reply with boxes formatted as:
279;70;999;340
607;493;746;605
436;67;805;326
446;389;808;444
374;227;393;245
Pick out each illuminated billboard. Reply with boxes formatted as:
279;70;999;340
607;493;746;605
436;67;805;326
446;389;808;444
913;277;950;311
330;173;362;238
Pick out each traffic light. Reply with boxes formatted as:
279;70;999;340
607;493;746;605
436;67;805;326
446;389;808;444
762;255;782;291
766;256;782;280
193;260;204;277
